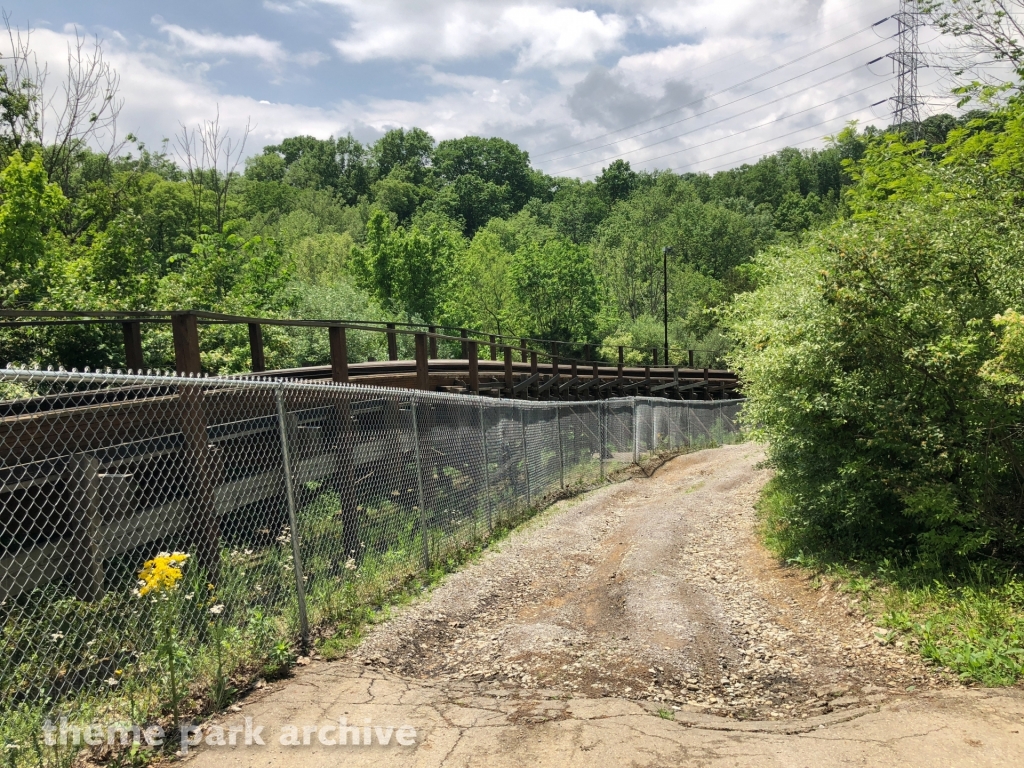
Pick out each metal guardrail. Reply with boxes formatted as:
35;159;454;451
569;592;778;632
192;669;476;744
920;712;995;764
0;367;743;716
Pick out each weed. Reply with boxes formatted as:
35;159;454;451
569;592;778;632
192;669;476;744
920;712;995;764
657;708;675;720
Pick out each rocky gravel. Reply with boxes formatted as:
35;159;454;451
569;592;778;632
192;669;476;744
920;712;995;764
351;444;955;721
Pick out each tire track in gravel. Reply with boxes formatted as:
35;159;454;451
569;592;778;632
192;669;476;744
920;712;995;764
351;444;955;721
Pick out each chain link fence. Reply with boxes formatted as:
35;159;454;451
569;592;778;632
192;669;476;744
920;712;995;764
0;367;742;732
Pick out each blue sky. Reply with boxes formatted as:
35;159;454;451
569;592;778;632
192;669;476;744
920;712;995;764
2;1;959;176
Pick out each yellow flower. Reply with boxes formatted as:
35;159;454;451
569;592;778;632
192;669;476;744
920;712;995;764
137;553;189;596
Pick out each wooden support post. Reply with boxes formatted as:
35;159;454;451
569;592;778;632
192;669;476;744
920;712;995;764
460;328;468;359
428;326;438;359
410;397;429;570
584;344;591;362
530;351;538;377
415;333;430;391
171;312;201;375
520;339;528;364
689;349;695;368
386;323;398;361
504;346;515;396
467;340;479;394
177;385;221;581
332;395;359;561
329;326;349;383
653;348;659;366
618;346;624;380
122;321;144;373
67;454;105;601
274;388;310;650
248;323;266;373
489;335;497;361
704;367;710;401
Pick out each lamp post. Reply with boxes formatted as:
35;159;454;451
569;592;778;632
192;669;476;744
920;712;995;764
662;245;673;365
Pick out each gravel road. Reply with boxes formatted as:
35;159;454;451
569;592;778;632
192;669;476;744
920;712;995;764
353;443;950;721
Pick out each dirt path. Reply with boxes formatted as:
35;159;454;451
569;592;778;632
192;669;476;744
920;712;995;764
356;443;941;719
184;446;1024;767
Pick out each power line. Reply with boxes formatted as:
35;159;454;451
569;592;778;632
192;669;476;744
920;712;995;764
533;15;894;159
544;37;895;168
582;99;886;181
566;81;890;176
679;110;889;176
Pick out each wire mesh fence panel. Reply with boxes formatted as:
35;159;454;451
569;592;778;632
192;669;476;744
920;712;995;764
604;400;635;471
0;367;742;727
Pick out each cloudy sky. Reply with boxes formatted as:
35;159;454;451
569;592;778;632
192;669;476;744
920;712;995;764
5;1;960;177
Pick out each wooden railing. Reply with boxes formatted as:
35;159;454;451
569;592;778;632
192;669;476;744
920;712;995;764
0;310;739;400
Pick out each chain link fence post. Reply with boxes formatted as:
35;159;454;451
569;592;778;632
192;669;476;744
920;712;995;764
478;399;493;533
519;403;532;508
556;402;565;489
633;396;640;465
274;385;310;650
411;394;429;571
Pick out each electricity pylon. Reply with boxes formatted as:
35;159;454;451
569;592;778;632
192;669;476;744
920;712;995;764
888;0;925;136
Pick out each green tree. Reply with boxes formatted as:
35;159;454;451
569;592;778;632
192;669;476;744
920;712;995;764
350;209;462;321
510;237;599;342
371;128;434;184
0;151;65;307
432;135;537;227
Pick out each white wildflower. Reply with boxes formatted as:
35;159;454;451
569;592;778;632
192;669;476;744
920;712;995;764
210;604;225;616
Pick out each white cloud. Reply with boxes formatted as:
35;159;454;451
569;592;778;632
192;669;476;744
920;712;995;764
321;1;627;68
16;0;967;180
156;21;288;64
263;1;301;13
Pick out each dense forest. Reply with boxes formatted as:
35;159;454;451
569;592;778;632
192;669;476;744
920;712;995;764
0;34;976;373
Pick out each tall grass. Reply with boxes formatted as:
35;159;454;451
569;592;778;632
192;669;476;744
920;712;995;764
758;479;1024;686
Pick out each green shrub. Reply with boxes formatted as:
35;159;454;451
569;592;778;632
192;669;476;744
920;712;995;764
727;104;1024;565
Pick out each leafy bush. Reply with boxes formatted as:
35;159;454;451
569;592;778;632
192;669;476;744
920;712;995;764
727;102;1024;566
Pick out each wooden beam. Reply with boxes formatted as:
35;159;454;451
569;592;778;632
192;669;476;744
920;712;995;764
537;374;560;395
415;333;429;390
520;339;528;364
530;351;538;377
386;323;398;361
653;348;659;366
460;328;468;359
618;346;624;380
558;376;582;395
514;372;541;395
248;323;265;373
428;326;438;359
489;335;497;361
328;326;349;383
689;349;695;368
122;321;144;373
467;340;479;394
171;312;201;375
